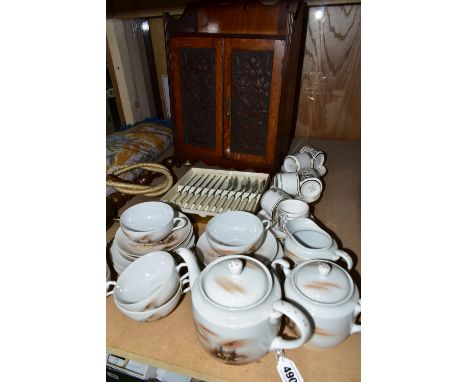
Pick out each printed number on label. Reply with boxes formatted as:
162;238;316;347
277;357;304;382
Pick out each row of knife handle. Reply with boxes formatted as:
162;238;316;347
165;177;267;213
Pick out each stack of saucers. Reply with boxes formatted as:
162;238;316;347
196;211;283;266
106;251;190;322
110;202;195;274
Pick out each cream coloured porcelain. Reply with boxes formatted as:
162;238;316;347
284;218;353;270
205;211;270;255
175;248;311;365
112;280;190;322
120;202;188;244
272;259;360;348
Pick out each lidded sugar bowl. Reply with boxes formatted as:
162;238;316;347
176;248;311;365
273;258;361;348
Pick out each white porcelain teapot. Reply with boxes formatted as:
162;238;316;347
175;248;311;365
272;258;361;348
284;218;353;270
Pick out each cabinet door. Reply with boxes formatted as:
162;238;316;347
223;38;285;165
170;37;223;157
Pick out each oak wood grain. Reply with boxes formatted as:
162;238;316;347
170;37;224;158
223;38;285;166
295;5;361;140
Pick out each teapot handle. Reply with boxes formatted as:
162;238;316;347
106;281;116;297
269;300;311;351
271;258;292;276
350;299;361;334
335;249;353;270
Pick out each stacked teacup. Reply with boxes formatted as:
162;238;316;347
258;146;326;240
195;211;284;266
277;146;326;203
111;202;195;274
106;251;190;322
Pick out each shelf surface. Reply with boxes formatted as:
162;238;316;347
106;137;361;381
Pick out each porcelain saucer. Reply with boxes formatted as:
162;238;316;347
110;240;132;269
196;229;281;266
115;211;192;256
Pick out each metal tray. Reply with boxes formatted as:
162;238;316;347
160;168;270;217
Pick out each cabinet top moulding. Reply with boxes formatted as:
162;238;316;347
165;0;302;37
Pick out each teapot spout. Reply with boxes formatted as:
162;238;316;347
175;248;200;289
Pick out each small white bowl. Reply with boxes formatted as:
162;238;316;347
205;211;269;255
113;251;182;309
115;280;189;322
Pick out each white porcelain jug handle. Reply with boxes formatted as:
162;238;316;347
269;300;311;351
350;299;361;334
106;281;116;297
172;217;188;232
335;249;353;270
271;258;292;276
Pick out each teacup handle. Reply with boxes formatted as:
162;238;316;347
350;299;361;334
335;249;353;270
269;300;311;351
106;281;116;297
262;219;271;231
172;217;189;232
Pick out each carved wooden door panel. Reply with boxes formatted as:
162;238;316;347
223;38;285;165
170;37;223;158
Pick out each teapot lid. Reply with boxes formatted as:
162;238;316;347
293;260;353;303
202;256;271;308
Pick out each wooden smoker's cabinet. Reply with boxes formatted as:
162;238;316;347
165;0;307;173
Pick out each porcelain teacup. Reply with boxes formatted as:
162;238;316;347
205;211;271;255
113;280;190;322
106;251;188;311
282;152;313;172
274;199;310;232
120;202;188;244
299;146;325;169
260;187;292;218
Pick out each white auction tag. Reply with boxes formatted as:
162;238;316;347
276;351;304;382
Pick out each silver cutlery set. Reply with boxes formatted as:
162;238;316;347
161;169;270;216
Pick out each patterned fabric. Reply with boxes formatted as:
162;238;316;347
106;122;173;196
